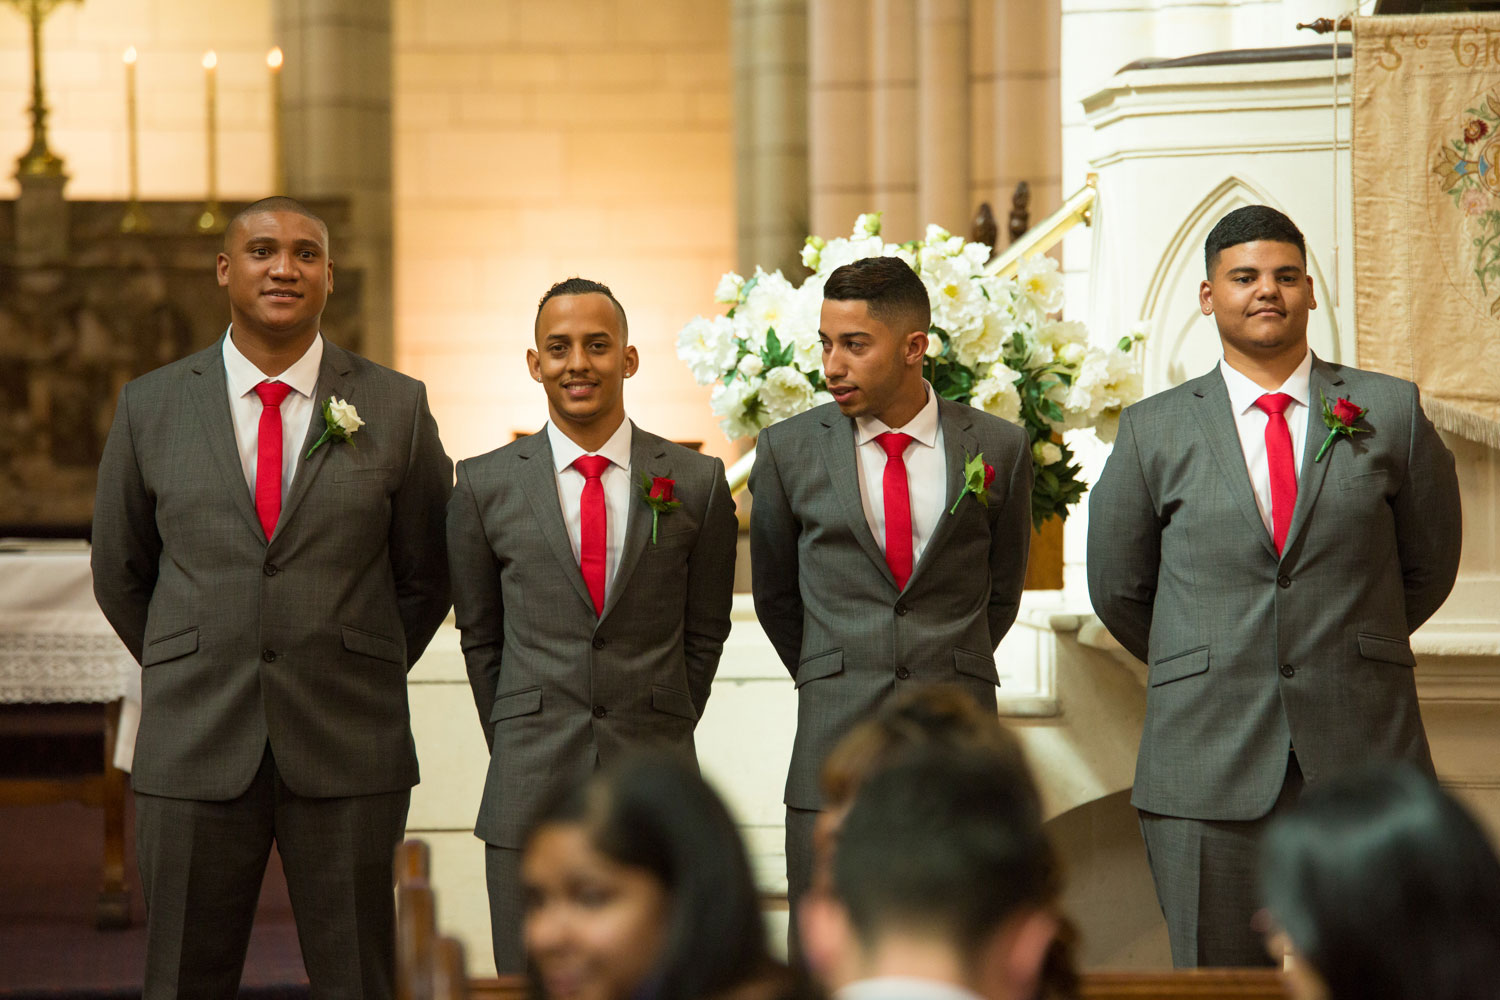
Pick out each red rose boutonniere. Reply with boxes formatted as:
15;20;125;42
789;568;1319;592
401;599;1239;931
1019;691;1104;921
640;474;682;543
949;453;996;514
1314;391;1370;462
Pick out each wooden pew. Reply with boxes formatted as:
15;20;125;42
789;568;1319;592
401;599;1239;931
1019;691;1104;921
1079;969;1287;999
395;839;471;1000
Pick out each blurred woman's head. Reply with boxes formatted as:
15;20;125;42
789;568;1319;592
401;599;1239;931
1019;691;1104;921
521;754;773;1000
1260;761;1500;1000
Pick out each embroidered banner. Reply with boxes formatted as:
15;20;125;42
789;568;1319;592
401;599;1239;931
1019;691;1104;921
1353;13;1500;447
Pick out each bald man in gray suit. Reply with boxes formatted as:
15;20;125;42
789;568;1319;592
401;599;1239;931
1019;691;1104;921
92;198;452;999
750;256;1033;950
1088;205;1461;966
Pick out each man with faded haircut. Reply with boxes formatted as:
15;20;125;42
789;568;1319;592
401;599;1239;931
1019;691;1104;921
800;745;1077;1000
447;277;738;972
93;196;453;998
749;255;1032;945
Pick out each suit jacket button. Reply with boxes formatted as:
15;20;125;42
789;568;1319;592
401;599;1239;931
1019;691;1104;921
895;602;909;616
1280;663;1295;678
592;637;606;650
1277;574;1291;588
263;563;278;577
895;666;911;680
592;705;607;718
262;649;277;662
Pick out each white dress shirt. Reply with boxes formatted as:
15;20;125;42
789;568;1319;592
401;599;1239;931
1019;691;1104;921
1220;350;1312;540
547;418;633;596
836;977;985;1000
854;381;946;568
222;329;323;503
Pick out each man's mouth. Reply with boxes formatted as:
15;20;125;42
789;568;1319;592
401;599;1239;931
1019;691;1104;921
563;380;598;397
1249;307;1284;317
263;289;302;300
828;384;856;399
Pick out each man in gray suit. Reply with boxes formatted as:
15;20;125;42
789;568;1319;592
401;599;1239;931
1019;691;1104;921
446;277;738;972
749;256;1033;941
1087;205;1462;967
92;197;453;997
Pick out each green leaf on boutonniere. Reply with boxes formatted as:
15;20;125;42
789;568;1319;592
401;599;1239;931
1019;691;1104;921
639;473;683;544
949;452;995;515
1313;390;1370;463
306;396;364;460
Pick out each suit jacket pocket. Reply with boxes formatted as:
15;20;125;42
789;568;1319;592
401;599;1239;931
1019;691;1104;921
142;626;198;667
341;625;403;664
1150;645;1209;686
651;685;698;720
334;466;393;484
1358;632;1416;667
953;648;1000;686
489;686;543;723
794;648;843;688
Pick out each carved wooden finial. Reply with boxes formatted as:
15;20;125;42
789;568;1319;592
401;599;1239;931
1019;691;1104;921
971;202;998;261
1296;17;1352;33
1008;181;1032;245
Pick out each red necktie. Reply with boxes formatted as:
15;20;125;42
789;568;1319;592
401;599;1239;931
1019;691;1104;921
875;432;915;589
573;455;611;617
253;381;294;541
1254;393;1297;555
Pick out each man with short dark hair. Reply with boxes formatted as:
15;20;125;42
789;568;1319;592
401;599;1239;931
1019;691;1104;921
92;196;454;998
1087;204;1463;966
800;746;1066;1000
749;255;1033;945
447;276;738;972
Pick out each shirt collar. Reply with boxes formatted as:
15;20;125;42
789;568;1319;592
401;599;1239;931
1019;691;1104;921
836;977;985;1000
547;417;633;474
222;327;324;401
1220;349;1313;415
855;381;941;447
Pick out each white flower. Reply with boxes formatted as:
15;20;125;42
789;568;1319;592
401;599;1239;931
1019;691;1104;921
676;315;740;385
711;377;764;440
714;271;746;304
757;366;819;422
970;374;1022;425
737;353;764;378
328;398;364;435
801;236;825;271
854;212;883;237
1016;254;1064;314
738;269;798;353
814;235;886;276
1032;440;1063;466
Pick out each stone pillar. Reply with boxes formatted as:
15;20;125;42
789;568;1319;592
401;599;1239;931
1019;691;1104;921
808;0;872;236
871;0;918;240
916;0;970;234
273;0;394;366
732;0;810;278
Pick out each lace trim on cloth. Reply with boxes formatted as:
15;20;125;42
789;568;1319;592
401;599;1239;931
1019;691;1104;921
0;632;137;704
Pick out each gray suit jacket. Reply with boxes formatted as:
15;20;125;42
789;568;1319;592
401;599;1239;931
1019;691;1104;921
91;338;454;801
749;398;1033;811
1087;356;1461;821
447;423;738;849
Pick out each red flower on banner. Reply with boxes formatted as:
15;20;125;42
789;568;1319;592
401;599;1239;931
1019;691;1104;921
1465;119;1489;144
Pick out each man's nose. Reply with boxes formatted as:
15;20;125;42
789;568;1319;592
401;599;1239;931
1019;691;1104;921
268;251;296;277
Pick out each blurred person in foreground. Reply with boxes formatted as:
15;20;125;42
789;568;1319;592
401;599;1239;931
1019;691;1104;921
801;745;1078;1000
1259;761;1500;1000
520;754;800;1000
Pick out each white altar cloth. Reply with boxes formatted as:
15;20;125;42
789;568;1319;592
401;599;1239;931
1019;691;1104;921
0;541;141;770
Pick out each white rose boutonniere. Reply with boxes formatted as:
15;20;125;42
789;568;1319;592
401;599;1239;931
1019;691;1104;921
307;396;364;459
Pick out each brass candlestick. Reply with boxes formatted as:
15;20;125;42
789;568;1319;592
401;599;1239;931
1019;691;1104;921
267;46;283;195
119;45;149;233
5;0;82;179
195;49;226;234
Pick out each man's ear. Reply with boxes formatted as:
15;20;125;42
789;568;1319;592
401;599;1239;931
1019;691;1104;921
975;908;1059;1000
1199;278;1214;317
798;889;856;988
217;252;230;288
906;329;929;366
526;348;542;383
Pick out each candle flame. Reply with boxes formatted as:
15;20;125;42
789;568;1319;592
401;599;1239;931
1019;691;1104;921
202;50;217;70
267;46;283;70
123;46;137;65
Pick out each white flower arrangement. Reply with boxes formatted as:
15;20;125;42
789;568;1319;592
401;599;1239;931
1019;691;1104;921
677;215;1146;525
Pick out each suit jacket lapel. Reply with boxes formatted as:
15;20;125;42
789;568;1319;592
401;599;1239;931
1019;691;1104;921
1282;356;1343;556
600;423;666;622
1191;369;1280;560
906;399;974;591
819;410;896;588
516;428;598;615
276;342;353;535
187;342;265;540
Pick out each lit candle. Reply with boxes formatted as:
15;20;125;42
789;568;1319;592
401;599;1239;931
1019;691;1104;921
123;47;138;200
203;49;218;204
267;46;283;194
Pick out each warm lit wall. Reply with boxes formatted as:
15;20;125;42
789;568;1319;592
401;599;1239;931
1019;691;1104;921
392;0;735;465
0;0;274;200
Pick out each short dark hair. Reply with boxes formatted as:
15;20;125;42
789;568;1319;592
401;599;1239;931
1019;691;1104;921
525;754;773;1000
1204;205;1306;276
1260;762;1500;1000
833;745;1059;958
534;276;629;340
823;256;931;335
226;196;328;250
